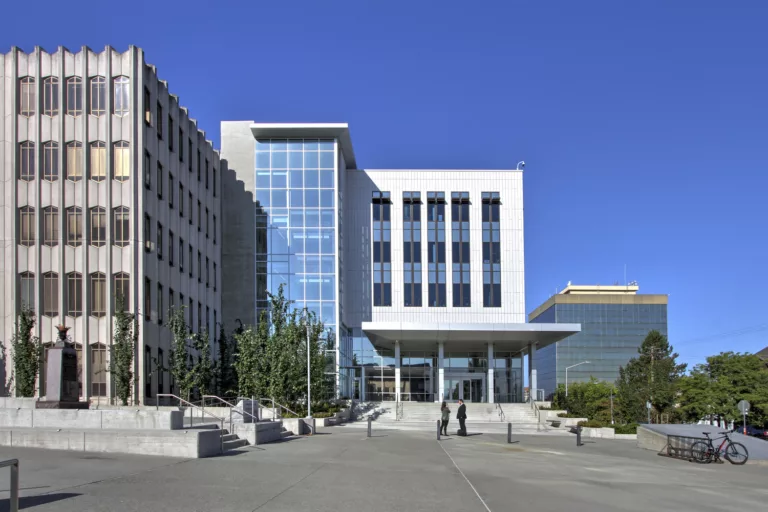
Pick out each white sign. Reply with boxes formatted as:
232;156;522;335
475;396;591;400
738;400;750;414
646;401;652;410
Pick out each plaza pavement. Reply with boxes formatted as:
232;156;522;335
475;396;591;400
1;428;767;511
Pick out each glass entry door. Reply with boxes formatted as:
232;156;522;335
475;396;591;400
445;375;485;402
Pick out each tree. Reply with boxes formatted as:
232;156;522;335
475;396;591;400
215;323;237;396
234;311;271;399
168;306;193;400
191;330;213;397
679;352;768;426
11;308;40;397
552;378;615;423
615;330;686;423
111;295;136;405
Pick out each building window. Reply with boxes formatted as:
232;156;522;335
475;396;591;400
188;138;193;171
66;77;83;117
169;288;175;310
205;208;209;238
144;345;152;398
66;207;82;247
90;141;106;182
188;193;193;225
197;150;201;181
19;272;35;310
19;206;35;247
19;77;35;117
197;200;201;231
188;298;194;329
113;141;130;182
197;251;202;283
156;102;163;139
43;77;59;116
113;76;130;117
114;272;130;311
144;151;151;189
372;191;392;306
144;278;151;321
91;344;107;396
144;214;151;252
213;167;217;197
43;206;58;247
403;192;422;307
89;76;106;116
206;257;210;287
427;195;447;304
157;348;164;395
144;87;151;124
169;174;174;208
157;222;163;260
90;207;106;247
179;183;184;217
205;159;209;189
179;128;184;162
66;142;83;182
213;215;217;244
169;116;174;152
482;193;502;307
198;302;202;333
206;306;210;335
66;272;82;317
90;272;106;317
179;237;184;273
451;192;471;307
189;244;193;278
43;272;58;317
169;231;174;267
157;283;164;325
157;163;163;199
113;207;130;247
43;142;59;182
19;141;35;181
213;262;217;291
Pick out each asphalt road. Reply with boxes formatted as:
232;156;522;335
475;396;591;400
1;429;767;511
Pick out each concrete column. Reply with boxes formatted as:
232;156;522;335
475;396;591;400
361;366;366;402
395;341;401;402
528;343;538;401
487;343;494;404
438;342;445;402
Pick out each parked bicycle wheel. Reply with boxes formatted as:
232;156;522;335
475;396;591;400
724;442;749;465
690;441;711;463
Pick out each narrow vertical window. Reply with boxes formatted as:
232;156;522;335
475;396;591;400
451;192;471;307
213;262;217;291
169;174;174;208
19;141;35;181
144;345;152;397
144;151;151;189
113;207;130;247
372;191;392;306
156;102;163;139
143;87;151;124
188;298;194;327
89;76;106;116
67;272;82;317
43;77;59;116
169;231;174;266
43;272;59;317
91;344;107;396
90;141;106;182
43;206;59;247
189;244;193;278
157;283;164;325
19;272;35;310
157;163;163;199
43;142;59;182
205;208;209;238
66;77;83;116
197;200;201;231
157;348;164;395
188;192;193;225
19;206;35;247
179;183;184;217
197;150;201;181
90;207;106;247
113;141;130;181
169;288;175;310
427;192;447;307
157;222;163;260
179;237;184;273
169;116;174;151
206;257;210;287
197;251;201;283
144;278;152;321
213;167;217;197
198;302;202;333
482;192;502;307
90;272;106;317
205;159;209;189
19;77;35;117
188;138;193;171
114;272;130;311
66;142;83;182
113;76;130;117
179;128;184;162
403;192;422;307
144;214;151;252
213;215;217;244
66;207;83;247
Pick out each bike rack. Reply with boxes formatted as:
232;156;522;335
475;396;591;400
666;434;707;460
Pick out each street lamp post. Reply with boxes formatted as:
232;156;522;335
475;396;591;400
565;361;591;397
305;310;311;418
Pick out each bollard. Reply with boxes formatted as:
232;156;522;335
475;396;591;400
507;422;512;443
437;419;441;441
367;417;372;438
576;425;583;447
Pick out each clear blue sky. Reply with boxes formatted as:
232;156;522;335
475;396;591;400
4;0;767;367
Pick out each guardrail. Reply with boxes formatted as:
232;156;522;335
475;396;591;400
666;434;705;460
157;394;226;453
1;458;19;512
202;395;260;428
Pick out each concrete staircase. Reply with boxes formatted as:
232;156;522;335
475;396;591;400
185;419;295;451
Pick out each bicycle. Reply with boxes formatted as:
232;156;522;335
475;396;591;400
690;429;749;465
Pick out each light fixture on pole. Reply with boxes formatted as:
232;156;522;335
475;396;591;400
565;361;590;396
304;308;312;418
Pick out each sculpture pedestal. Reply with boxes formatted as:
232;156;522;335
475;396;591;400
36;341;89;410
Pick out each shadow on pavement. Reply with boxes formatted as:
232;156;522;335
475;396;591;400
0;492;80;512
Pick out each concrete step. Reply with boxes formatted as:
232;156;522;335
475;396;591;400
221;433;238;443
223;438;249;450
281;430;294;438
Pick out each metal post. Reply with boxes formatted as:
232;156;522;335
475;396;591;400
437;419;441;441
576;425;583;447
610;389;615;425
305;311;311;418
251;396;256;421
507;422;512;443
367;417;372;438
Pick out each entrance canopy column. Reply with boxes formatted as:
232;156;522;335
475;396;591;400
395;341;401;402
487;343;494;404
527;342;538;401
438;341;445;403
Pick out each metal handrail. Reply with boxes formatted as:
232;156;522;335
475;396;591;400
157;394;225;453
1;459;19;512
202;395;260;428
256;398;302;419
495;403;506;422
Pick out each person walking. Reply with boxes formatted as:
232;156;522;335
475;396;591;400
440;401;451;436
457;399;467;436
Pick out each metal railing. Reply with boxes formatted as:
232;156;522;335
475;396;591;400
202;395;260;430
256;398;302;420
1;459;19;512
666;434;706;460
156;394;226;452
495;402;506;422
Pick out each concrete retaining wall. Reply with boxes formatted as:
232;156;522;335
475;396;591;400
0;409;182;430
0;428;222;458
637;425;669;452
0;397;39;409
232;422;284;445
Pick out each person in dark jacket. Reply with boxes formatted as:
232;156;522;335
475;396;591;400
440;401;451;436
457;399;467;436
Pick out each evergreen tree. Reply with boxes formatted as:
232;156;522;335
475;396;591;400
11;308;40;397
111;295;136;405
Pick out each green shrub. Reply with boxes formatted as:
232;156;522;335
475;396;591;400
614;423;638;434
557;412;584;418
577;419;605;428
313;411;333;418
